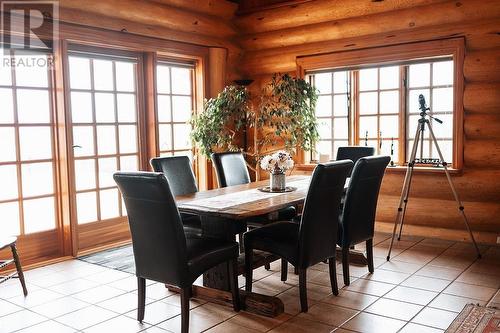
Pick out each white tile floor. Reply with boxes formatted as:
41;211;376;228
1;233;499;332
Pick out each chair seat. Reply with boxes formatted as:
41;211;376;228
180;213;202;236
246;206;297;227
0;237;17;251
244;221;299;266
187;236;239;280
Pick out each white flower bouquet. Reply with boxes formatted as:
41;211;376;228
260;151;294;175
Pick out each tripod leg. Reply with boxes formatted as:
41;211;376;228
398;165;415;241
387;125;421;261
427;124;481;258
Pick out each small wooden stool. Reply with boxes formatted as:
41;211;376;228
0;237;28;296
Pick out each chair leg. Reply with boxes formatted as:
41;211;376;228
328;257;339;296
245;248;253;292
298;268;308;312
366;239;374;274
294;266;298;275
342;246;350;286
180;287;191;333
10;244;27;296
137;277;146;322
280;259;287;282
228;259;241;312
238;233;245;253
264;262;270;270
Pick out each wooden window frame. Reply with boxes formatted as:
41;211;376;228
296;38;465;172
155;59;196;158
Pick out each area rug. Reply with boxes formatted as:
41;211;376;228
78;244;135;274
446;304;500;333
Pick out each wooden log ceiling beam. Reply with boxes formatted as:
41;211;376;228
240;18;500;74
58;0;237;38
59;8;240;52
236;0;448;34
237;0;500;51
147;0;237;20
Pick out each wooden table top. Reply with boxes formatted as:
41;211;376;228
176;176;349;220
176;176;311;219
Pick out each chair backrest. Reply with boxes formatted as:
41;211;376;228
150;156;198;196
211;152;251;188
114;172;189;286
336;146;375;176
298;160;353;268
340;156;390;246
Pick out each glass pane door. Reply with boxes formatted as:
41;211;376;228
0;50;58;236
156;62;194;158
67;52;140;227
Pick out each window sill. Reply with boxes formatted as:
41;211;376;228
295;163;462;175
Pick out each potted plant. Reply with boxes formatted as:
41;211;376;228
190;73;319;180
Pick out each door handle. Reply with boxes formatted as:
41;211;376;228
72;145;82;149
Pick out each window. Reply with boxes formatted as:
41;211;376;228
0;50;57;235
67;51;140;224
308;59;454;166
156;61;194;158
312;71;350;159
299;39;464;169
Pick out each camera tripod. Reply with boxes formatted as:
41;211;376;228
386;95;481;261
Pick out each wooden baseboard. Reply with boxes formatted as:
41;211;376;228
375;221;498;244
76;239;132;257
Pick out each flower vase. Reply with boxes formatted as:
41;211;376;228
270;172;286;191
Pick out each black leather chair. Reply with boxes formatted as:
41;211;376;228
114;172;240;333
336;146;375;176
150;156;201;236
244;160;353;312
338;156;390;286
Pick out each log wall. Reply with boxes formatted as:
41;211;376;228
236;0;500;243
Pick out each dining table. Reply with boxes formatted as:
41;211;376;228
174;175;362;317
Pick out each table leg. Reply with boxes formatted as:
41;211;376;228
200;216;246;291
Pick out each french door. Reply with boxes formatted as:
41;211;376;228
0;49;63;261
65;47;143;252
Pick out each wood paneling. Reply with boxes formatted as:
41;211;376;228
59;0;237;38
148;0;237;19
235;0;500;242
238;0;500;51
241;19;500;75
236;0;447;34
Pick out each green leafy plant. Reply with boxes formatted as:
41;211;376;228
257;73;319;154
190;85;251;157
190;74;319;178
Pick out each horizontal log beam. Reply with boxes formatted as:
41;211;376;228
148;0;237;19
59;0;237;39
238;0;500;51
376;195;500;232
240;19;500;75
59;8;240;52
464;83;500;115
464;114;500;140
375;221;498;245
464;48;500;82
236;0;447;34
464;140;500;168
380;169;500;201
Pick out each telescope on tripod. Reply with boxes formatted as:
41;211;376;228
386;94;481;261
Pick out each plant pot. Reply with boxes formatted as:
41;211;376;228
270;172;286;191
